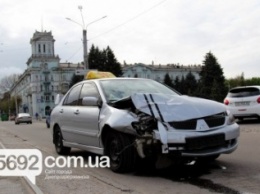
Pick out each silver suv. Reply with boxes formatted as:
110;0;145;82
51;78;239;172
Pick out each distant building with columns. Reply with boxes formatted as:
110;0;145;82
10;31;84;118
122;62;201;83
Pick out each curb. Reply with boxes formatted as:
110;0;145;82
0;141;44;194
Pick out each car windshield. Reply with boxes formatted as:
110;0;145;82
228;87;260;98
100;79;179;102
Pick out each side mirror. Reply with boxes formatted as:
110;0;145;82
82;97;101;107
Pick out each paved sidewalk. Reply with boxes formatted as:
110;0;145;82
0;177;34;194
0;127;42;194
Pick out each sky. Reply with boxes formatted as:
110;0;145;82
0;0;260;80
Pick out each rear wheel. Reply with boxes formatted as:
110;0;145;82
105;131;137;173
54;127;71;155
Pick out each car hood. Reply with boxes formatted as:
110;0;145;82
113;93;226;122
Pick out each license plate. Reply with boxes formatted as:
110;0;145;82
186;134;225;150
235;101;250;106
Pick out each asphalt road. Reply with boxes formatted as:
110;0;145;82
0;119;259;194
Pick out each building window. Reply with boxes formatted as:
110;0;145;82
45;96;50;102
43;44;46;53
52;96;54;101
38;44;41;53
41;96;44;102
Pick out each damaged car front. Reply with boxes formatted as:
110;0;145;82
98;79;240;172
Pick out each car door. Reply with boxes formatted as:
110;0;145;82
59;84;82;142
72;82;101;147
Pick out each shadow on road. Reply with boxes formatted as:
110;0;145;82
70;150;241;194
134;160;240;194
236;118;260;125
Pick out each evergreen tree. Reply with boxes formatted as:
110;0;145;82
103;46;122;76
173;76;181;93
179;75;186;94
69;74;84;88
197;52;227;102
88;44;122;77
88;45;104;70
164;73;174;88
185;71;197;96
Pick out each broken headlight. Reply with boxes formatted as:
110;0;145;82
132;112;157;135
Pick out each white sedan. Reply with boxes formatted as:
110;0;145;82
15;113;32;124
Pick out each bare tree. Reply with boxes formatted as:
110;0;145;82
0;74;20;93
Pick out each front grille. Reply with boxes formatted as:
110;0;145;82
169;112;226;130
204;114;225;128
169;119;197;130
186;134;225;150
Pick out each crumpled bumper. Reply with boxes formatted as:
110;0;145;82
152;122;240;157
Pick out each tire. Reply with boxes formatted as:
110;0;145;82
54;127;71;155
105;131;137;173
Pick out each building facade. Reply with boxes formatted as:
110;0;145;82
10;31;84;118
122;63;201;82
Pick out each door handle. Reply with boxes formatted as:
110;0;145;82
59;109;63;113
74;110;79;115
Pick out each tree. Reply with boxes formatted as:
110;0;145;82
197;52;227;102
104;46;122;76
173;76;181;93
88;45;122;77
184;71;197;96
0;92;21;114
164;73;174;88
69;74;84;88
180;75;187;94
0;74;20;94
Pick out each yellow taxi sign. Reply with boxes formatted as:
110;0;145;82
85;71;116;80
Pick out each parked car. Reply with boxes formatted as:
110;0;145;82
51;72;239;173
224;86;260;120
15;113;32;124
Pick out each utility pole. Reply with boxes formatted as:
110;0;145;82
66;6;107;69
83;29;88;69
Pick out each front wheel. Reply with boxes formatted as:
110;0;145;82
105;131;137;173
54;127;71;155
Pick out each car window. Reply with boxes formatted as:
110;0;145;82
228;87;260;97
78;82;100;105
63;84;82;105
100;79;178;102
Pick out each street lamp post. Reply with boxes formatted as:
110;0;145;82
66;6;107;69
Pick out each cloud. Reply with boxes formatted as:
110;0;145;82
0;0;260;80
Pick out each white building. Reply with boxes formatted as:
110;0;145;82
10;31;84;118
122;63;201;82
